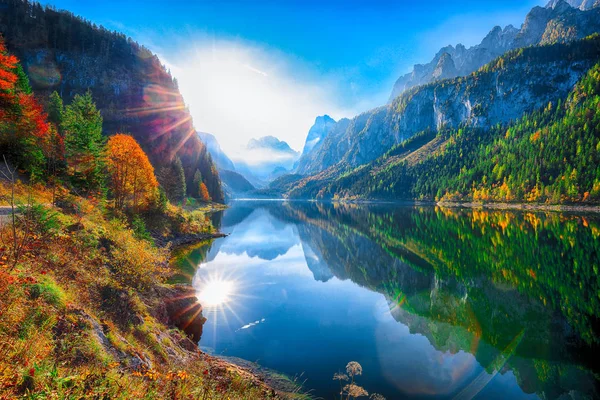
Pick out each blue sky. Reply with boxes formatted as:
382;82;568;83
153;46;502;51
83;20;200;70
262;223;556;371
41;0;545;154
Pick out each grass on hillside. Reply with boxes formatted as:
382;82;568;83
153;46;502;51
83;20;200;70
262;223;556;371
0;181;279;399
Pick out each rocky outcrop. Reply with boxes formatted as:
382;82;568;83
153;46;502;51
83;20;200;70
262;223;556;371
431;52;458;80
389;1;600;101
152;285;206;344
294;115;337;173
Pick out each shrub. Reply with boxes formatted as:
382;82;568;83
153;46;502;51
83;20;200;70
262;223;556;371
106;220;168;290
131;214;153;243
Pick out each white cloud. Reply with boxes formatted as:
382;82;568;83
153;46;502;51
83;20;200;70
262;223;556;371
161;40;359;159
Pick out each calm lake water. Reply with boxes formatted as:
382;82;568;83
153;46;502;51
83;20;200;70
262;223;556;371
175;201;600;400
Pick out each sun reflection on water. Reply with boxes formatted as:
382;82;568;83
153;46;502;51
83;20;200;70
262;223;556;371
196;278;235;307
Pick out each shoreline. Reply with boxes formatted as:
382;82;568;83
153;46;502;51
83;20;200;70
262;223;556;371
233;197;600;213
436;201;600;213
155;231;228;249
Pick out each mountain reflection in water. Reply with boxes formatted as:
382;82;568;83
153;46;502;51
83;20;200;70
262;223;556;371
172;201;599;400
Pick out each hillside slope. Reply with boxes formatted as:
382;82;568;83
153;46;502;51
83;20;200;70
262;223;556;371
0;0;223;202
197;132;236;171
219;169;256;198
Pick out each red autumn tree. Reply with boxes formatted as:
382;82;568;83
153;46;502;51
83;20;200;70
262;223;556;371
107;134;158;210
0;36;55;179
0;37;18;106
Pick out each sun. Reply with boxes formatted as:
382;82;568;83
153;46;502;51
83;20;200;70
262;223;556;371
196;278;235;307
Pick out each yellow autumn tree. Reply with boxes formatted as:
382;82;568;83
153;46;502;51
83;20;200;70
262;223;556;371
107;134;158;210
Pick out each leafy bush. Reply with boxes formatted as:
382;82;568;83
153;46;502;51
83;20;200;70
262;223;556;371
106;220;168;290
131;214;153;243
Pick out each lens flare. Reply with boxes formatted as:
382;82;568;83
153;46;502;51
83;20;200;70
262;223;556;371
197;278;235;307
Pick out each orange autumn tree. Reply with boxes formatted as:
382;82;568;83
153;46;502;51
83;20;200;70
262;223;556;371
199;181;211;202
107;134;158;210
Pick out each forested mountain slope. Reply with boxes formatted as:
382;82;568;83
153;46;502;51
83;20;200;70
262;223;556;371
294;35;600;179
287;35;600;203
0;0;223;201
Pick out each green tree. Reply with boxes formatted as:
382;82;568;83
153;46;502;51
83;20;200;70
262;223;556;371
61;91;106;194
48;91;64;127
157;157;186;204
14;64;32;94
192;169;202;198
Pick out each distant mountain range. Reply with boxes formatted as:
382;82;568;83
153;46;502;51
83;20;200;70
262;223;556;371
547;0;600;10
198;132;300;193
234;136;300;187
247;136;298;154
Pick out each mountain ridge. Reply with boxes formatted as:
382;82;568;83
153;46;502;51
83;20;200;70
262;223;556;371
388;0;600;102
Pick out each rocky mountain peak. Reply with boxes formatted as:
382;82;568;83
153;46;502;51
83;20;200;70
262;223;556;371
432;53;457;80
547;0;600;10
293;114;338;173
314;115;336;126
388;0;600;102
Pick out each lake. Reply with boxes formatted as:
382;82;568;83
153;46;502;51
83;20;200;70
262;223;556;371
174;200;600;400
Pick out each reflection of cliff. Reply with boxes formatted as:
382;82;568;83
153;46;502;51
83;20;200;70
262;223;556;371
276;201;599;399
297;227;333;282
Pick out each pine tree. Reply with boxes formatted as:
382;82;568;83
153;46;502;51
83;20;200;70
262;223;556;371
14;64;31;95
192;169;202;198
61;91;106;194
48;91;64;127
157;157;186;204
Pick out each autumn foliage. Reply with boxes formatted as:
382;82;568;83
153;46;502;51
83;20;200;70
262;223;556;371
0;36;58;179
0;38;18;102
107;134;158;210
199;182;211;202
